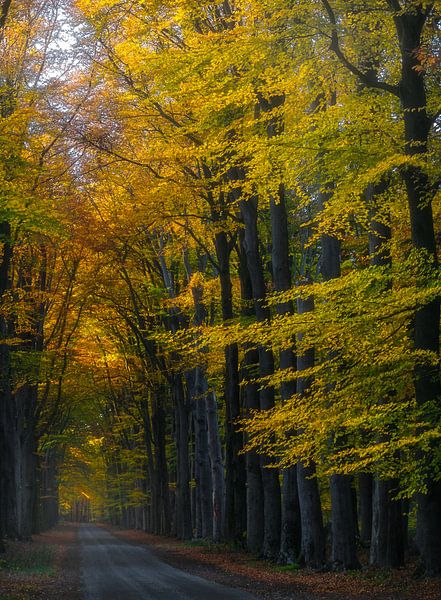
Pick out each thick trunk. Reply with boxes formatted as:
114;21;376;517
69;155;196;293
370;478;404;568
214;230;246;542
240;197;281;560
238;232;264;554
393;8;441;575
270;185;301;564
189;279;223;541
368;183;404;568
280;466;301;564
330;474;359;570
39;449;59;531
296;296;326;569
321;227;359;570
152;392;171;535
358;473;372;546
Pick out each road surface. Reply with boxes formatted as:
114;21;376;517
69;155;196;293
80;524;258;600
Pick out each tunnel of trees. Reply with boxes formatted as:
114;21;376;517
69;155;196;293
0;0;440;578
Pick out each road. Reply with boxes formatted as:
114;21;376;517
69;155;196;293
80;524;258;600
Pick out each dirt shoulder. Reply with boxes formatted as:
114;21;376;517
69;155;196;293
103;525;441;600
0;523;81;600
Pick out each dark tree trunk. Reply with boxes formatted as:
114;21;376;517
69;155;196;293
192;366;213;539
240;197;281;560
206;390;224;542
280;466;301;564
358;473;373;546
370;478;404;568
174;374;192;540
296;295;326;569
238;230;264;554
320;225;359;570
330;474;359;570
390;6;440;575
260;91;302;563
270;182;302;564
368;182;404;568
214;228;246;542
152;391;171;535
0;222;14;546
242;345;264;554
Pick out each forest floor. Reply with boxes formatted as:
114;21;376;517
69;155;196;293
0;523;440;600
106;525;441;600
0;523;81;600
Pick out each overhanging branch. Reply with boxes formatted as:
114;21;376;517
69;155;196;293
321;0;400;97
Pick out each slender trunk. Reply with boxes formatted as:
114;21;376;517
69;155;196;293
192;366;213;538
206;390;224;542
0;221;14;545
174;374;192;539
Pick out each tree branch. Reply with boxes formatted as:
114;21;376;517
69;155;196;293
321;0;400;96
385;0;402;12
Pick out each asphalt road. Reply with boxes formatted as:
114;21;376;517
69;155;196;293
80;524;258;600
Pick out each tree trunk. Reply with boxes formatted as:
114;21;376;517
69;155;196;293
238;230;264;554
270;188;302;564
240;197;281;560
206;390;224;542
296;295;326;569
192;366;213;539
392;6;440;575
258;91;302;563
174;374;192;540
368;182;404;568
152;390;171;535
358;473;373;547
214;228;246;542
370;478;404;568
320;226;359;570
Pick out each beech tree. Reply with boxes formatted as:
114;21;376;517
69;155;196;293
0;0;440;581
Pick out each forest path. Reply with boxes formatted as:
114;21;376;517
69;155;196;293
80;524;258;600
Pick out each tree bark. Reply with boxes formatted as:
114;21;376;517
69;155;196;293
238;230;264;554
259;92;302;564
367;181;404;568
174;374;192;539
240;197;281;560
206;390;225;542
214;223;246;543
296;295;326;569
358;473;373;546
393;10;441;575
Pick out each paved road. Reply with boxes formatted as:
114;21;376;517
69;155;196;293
80;524;258;600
